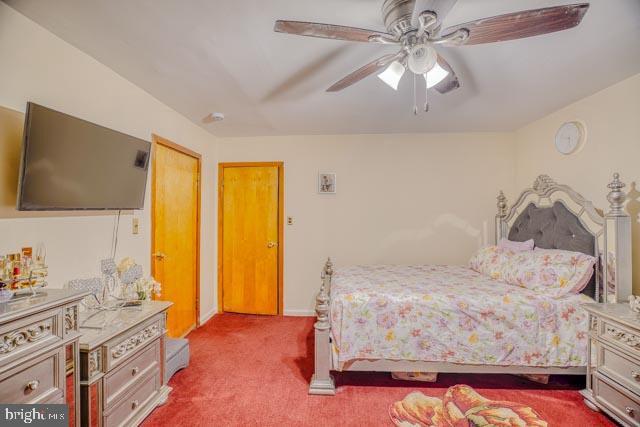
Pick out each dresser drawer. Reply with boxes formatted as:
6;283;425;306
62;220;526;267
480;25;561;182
0;347;64;404
104;338;160;408
0;307;63;367
598;319;640;355
598;343;640;396
595;373;640;426
104;315;163;371
103;369;161;427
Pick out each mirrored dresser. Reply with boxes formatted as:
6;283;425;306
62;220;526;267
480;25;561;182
78;301;172;427
582;303;640;427
0;289;88;426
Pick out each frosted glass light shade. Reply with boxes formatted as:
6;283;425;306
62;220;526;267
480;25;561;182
408;44;438;74
424;63;449;89
377;61;406;90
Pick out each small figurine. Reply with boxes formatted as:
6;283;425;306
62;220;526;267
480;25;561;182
629;295;640;314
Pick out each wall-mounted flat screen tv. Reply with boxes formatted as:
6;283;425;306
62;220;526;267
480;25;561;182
17;102;151;210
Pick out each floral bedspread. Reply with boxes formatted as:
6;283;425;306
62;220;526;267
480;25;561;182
330;265;592;370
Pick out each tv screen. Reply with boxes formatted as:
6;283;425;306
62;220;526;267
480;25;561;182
17;102;151;210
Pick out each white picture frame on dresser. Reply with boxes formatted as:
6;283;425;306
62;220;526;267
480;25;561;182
582;303;640;426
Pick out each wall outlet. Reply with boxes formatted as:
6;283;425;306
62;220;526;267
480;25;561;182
132;217;140;235
287;216;294;225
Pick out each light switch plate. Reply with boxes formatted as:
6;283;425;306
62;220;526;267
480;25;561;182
132;218;140;234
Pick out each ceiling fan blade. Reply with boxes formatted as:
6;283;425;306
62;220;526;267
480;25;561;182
434;54;460;94
274;20;396;43
412;0;458;26
326;53;400;92
441;3;589;46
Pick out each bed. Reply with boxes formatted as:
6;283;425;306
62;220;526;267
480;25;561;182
309;174;632;395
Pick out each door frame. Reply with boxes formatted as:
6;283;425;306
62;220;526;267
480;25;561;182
151;133;202;329
218;162;284;315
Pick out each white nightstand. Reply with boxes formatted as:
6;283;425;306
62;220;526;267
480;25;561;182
582;303;640;426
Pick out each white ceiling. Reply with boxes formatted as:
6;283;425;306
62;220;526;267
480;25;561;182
4;0;640;137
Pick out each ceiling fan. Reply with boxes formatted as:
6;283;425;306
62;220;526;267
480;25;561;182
274;1;589;113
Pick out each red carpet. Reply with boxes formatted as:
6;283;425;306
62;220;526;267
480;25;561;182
143;313;614;426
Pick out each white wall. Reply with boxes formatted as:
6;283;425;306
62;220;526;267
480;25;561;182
0;3;219;322
220;133;516;313
515;73;640;294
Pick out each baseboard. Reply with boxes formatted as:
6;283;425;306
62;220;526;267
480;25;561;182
199;307;217;325
283;309;315;317
200;308;313;318
199;308;314;318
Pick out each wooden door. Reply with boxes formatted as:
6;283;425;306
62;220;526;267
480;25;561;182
152;135;200;338
219;163;283;315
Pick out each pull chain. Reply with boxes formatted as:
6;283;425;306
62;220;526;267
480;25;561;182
424;74;429;112
413;73;418;115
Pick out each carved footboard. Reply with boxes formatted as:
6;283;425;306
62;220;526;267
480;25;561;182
309;259;336;395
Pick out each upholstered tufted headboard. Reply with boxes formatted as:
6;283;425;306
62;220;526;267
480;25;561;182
508;202;595;254
508;202;597;298
495;174;632;303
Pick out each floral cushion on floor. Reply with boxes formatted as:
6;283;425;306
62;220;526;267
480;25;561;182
389;385;547;427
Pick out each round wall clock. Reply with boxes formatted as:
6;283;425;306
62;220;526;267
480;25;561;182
555;121;586;155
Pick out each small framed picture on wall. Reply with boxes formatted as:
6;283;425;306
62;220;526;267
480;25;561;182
318;173;336;194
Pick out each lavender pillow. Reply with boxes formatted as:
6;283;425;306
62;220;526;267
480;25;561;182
532;248;596;294
496;248;596;297
497;238;534;252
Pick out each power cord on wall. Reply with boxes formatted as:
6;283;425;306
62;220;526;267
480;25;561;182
110;210;122;259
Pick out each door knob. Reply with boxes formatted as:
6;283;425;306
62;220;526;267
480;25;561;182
152;252;166;260
267;242;278;248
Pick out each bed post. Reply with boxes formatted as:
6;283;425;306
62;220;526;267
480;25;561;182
495;190;508;244
603;173;632;303
309;258;336;395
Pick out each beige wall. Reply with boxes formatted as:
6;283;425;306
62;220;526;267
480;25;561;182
221;73;640;312
2;1;638;317
514;73;640;294
220;134;516;313
0;3;219;322
0;106;23;217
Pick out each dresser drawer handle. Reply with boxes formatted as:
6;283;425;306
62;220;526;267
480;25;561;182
131;400;139;410
632;371;640;381
25;380;40;391
132;366;139;376
626;406;635;417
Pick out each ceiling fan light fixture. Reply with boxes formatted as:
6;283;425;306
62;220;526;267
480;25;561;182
408;43;437;74
377;60;406;90
424;63;449;89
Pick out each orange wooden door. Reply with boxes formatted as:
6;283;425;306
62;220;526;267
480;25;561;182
221;165;280;315
152;136;200;337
